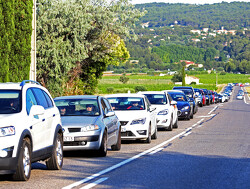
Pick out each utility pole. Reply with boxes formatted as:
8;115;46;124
30;0;36;81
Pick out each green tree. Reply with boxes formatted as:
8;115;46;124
119;73;129;84
182;66;185;86
37;0;144;96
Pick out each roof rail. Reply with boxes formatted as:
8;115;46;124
20;80;41;87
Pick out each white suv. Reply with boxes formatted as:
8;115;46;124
0;80;63;181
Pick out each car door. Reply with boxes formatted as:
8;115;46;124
145;97;156;134
31;88;53;148
103;98;119;145
26;88;47;151
100;98;114;145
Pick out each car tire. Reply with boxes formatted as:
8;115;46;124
173;117;178;129
111;127;121;151
166;115;173;131
151;125;157;140
46;133;63;170
144;124;151;143
98;130;107;156
13;138;31;181
190;109;194;119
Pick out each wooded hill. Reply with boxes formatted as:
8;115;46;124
110;2;250;74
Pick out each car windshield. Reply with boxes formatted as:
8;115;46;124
143;94;167;105
107;97;145;110
178;89;193;97
169;93;187;101
0;90;22;114
54;99;100;116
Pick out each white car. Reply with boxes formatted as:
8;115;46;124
0;80;63;181
236;94;243;100
138;91;178;131
106;94;157;143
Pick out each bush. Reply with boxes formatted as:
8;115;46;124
114;88;135;93
134;85;147;92
107;87;114;93
190;81;196;85
220;71;226;75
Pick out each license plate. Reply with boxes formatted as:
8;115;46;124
64;136;74;141
121;127;126;132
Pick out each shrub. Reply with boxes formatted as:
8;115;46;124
114;88;134;93
134;85;147;92
119;73;129;84
107;87;114;93
220;71;226;75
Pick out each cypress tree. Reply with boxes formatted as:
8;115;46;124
182;66;185;86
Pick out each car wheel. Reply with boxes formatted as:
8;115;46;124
151;125;157;140
98;130;107;156
190;109;194;119
144;124;151;143
46;133;63;170
13;138;31;181
173;117;178;129
166;115;173;131
111;127;121;151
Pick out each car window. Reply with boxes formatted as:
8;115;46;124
26;89;38;115
31;88;49;109
43;91;53;107
0;90;22;114
168;93;188;101
143;94;167;105
103;98;113;112
107;97;145;111
54;98;100;116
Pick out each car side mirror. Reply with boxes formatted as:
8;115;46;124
149;107;156;112
170;101;177;105
30;105;45;118
105;111;115;117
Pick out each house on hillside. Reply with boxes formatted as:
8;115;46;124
185;75;200;85
180;60;196;68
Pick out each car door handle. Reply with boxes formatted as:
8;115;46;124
53;114;55;117
42;118;45;122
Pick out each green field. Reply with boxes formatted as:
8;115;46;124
97;73;249;94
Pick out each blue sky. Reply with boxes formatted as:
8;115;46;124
131;0;250;5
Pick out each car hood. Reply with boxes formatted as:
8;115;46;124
150;104;168;111
61;116;99;126
114;110;147;121
0;113;23;125
176;101;190;110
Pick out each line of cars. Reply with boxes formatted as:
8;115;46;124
0;80;231;181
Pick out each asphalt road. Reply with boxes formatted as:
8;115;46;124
1;86;250;189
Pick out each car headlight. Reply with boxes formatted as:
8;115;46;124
158;109;168;115
131;118;146;125
0;126;15;137
81;125;99;132
181;106;189;111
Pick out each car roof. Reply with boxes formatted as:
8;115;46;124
173;86;193;89
54;95;98;100
138;91;166;95
0;82;22;90
163;90;184;94
105;93;145;98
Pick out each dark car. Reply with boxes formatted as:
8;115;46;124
167;90;193;120
173;86;198;114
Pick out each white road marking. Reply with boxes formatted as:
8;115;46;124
183;132;192;137
208;106;218;114
62;117;209;189
80;177;108;189
198;114;215;118
149;147;164;155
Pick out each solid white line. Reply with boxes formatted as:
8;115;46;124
208;106;218;114
149;147;164;155
62;129;189;189
80;177;108;189
198;114;215;118
183;132;192;137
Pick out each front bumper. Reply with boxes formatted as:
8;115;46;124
178;109;190;118
0;157;18;174
156;114;171;128
120;123;149;140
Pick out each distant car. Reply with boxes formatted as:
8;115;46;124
54;95;121;157
106;94;157;143
0;80;63;181
218;94;226;103
240;84;244;87
236;94;243;100
138;91;178;130
167;90;193;120
202;89;212;105
194;88;206;107
172;86;198;114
